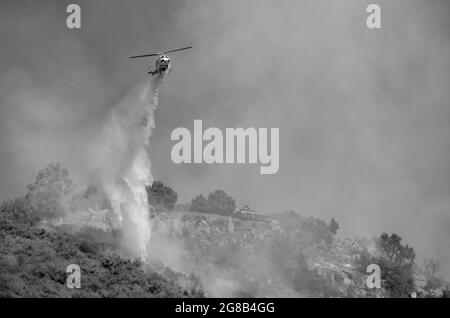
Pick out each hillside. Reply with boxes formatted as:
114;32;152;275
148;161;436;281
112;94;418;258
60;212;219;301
1;162;448;298
148;210;448;298
0;199;204;298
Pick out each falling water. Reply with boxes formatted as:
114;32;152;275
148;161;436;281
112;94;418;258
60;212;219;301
90;75;163;260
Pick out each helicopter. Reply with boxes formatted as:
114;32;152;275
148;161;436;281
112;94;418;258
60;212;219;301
130;46;192;79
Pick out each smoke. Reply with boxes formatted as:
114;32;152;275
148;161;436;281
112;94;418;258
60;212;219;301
146;212;310;297
150;0;450;279
0;0;449;278
88;76;163;259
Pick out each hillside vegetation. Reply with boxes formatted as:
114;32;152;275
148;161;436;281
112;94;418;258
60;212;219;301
1;163;449;298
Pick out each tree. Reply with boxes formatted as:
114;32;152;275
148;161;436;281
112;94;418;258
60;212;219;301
370;233;416;297
207;190;236;216
25;162;75;219
328;218;339;235
189;194;209;213
377;233;415;265
146;181;178;211
356;247;416;297
424;258;441;278
189;190;236;216
423;258;442;289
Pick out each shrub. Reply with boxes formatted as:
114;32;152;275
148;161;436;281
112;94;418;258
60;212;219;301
442;288;450;298
0;197;39;224
0;216;204;298
328;218;339;235
146;181;178;211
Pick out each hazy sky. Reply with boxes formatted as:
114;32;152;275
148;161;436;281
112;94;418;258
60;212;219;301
0;0;449;276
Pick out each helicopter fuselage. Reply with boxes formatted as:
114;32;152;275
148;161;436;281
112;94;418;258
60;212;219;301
151;54;171;77
156;55;170;70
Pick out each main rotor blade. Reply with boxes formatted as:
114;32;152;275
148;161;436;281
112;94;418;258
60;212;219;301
163;46;192;54
129;53;159;59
